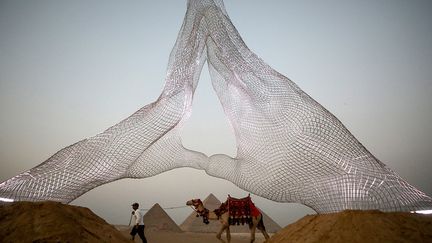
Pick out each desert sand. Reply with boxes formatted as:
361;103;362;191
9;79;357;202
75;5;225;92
116;226;270;243
0;201;269;243
268;210;432;243
0;201;129;242
1;201;432;243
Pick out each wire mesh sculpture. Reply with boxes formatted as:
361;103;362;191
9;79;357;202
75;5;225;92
1;0;431;213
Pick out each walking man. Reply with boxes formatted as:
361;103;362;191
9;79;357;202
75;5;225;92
130;202;147;243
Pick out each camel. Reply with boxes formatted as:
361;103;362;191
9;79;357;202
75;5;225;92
186;196;270;243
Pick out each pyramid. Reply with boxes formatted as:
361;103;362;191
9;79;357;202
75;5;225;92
143;203;182;232
180;194;281;233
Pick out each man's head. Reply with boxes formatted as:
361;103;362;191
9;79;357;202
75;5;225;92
131;202;139;210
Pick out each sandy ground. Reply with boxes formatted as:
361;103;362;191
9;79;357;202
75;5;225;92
2;201;432;243
116;226;271;243
0;201;129;243
268;210;432;243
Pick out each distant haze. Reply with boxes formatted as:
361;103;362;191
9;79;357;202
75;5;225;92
1;0;431;227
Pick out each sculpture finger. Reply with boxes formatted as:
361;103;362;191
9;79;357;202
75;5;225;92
202;0;432;212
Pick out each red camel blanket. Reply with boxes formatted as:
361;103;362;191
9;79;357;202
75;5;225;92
217;194;261;225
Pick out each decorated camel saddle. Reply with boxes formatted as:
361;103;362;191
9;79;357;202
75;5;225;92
215;194;261;225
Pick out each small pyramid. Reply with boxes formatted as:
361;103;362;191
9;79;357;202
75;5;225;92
144;203;182;232
180;194;282;233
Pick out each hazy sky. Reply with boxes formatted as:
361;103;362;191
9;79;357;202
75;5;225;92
1;0;431;227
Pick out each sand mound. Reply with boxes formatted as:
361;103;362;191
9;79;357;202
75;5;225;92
268;210;432;243
0;201;129;243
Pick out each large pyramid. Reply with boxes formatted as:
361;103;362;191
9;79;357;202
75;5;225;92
180;194;281;233
144;203;182;232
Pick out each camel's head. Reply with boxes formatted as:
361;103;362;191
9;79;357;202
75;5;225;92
186;198;209;224
186;198;203;208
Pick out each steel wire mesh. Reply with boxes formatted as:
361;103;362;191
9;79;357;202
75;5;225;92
1;0;431;213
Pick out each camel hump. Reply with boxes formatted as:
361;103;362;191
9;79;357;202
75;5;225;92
225;194;261;225
226;194;254;209
227;193;250;201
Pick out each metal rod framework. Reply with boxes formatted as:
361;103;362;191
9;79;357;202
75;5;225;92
1;0;431;213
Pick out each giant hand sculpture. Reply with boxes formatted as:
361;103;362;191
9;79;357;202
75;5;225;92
201;2;432;212
1;0;431;213
0;1;210;202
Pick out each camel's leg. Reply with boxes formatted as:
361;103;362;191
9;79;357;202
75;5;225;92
257;216;270;241
226;226;231;243
258;226;270;241
250;224;256;243
216;223;228;243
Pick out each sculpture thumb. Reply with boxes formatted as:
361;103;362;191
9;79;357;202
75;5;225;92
206;154;240;183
